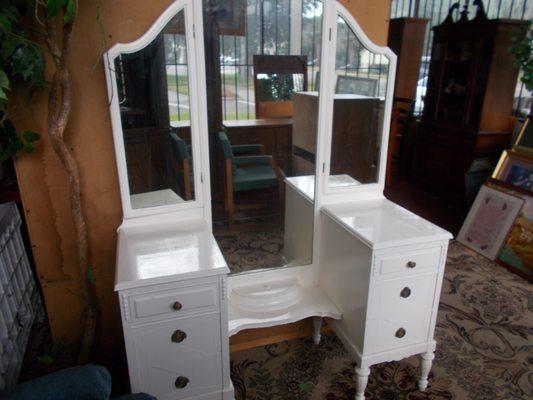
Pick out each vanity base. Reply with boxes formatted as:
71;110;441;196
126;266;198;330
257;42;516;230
228;279;341;336
319;200;451;399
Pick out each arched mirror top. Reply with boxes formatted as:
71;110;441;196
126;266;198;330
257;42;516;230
334;3;397;61
320;2;396;199
104;0;208;220
106;0;192;59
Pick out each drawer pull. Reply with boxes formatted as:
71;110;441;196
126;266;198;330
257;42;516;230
400;287;411;298
175;376;189;389
171;329;187;343
172;301;183;311
395;328;406;338
406;261;416;269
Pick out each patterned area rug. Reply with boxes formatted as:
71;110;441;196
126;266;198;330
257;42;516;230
230;242;533;399
215;226;285;274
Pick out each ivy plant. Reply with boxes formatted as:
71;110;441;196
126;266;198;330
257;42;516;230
0;0;47;159
1;0;98;363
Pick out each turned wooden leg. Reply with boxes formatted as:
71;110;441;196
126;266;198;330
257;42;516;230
312;317;322;344
355;366;370;400
418;351;435;391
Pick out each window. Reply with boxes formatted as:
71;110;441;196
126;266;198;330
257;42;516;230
335;17;389;98
164;32;190;126
219;0;291;120
301;0;324;91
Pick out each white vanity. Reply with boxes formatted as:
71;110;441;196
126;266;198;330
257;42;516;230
115;221;233;400
320;200;451;398
104;1;452;399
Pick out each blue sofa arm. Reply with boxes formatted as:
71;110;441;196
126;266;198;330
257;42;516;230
1;365;157;400
2;365;111;400
114;395;157;400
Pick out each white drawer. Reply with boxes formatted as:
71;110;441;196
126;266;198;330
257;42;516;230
132;312;222;399
374;274;437;318
131;283;219;321
367;274;438;353
370;308;433;353
375;247;441;278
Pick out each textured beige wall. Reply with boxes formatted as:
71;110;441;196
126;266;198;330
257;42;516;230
12;0;391;351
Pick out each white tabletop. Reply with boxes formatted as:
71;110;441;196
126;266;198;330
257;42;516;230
115;220;229;291
285;175;361;202
322;198;453;249
130;189;185;210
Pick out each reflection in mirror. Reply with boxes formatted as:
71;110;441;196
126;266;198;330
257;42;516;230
328;15;389;188
257;73;305;101
114;9;195;209
210;0;324;274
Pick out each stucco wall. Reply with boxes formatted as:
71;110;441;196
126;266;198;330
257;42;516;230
12;0;391;350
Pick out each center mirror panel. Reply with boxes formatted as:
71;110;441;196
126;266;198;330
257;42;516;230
327;14;390;188
208;0;324;274
115;9;195;209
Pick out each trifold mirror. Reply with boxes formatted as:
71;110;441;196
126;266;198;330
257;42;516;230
106;0;394;275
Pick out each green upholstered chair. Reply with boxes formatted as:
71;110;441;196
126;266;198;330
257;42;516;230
217;131;284;225
169;132;193;200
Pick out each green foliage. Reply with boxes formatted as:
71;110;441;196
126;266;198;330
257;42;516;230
510;22;533;92
257;73;300;102
0;0;76;161
44;0;77;22
0;117;39;160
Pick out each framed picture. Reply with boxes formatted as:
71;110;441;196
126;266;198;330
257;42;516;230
510;117;526;146
457;185;524;260
492;150;533;193
513;117;533;156
216;0;246;36
497;193;533;281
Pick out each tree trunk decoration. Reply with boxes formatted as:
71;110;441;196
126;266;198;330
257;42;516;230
44;17;97;364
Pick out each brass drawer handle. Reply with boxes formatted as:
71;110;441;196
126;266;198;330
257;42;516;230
172;301;183;311
400;287;411;298
396;328;406;338
406;261;416;269
175;376;189;389
171;329;187;343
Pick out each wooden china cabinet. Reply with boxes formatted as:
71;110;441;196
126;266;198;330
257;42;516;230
408;1;527;206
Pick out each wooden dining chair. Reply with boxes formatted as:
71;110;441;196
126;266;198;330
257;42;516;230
169;132;193;200
217;131;284;226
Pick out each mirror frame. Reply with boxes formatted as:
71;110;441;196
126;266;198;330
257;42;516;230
104;0;211;221
104;0;396;228
317;2;397;201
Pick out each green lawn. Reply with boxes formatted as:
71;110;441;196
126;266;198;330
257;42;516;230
167;74;190;95
222;112;256;121
170;111;190;121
